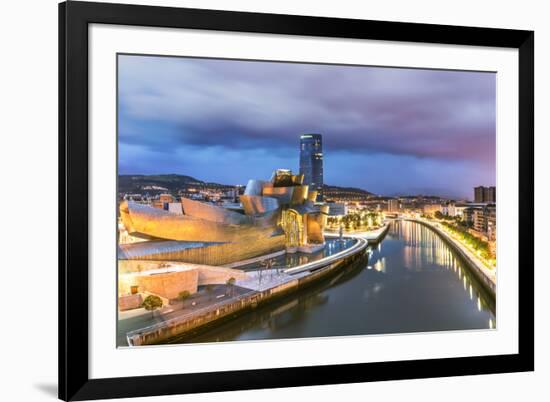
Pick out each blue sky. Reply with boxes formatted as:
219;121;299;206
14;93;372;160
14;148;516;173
118;54;496;199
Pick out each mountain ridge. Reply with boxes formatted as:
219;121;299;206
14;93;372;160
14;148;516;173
118;174;374;196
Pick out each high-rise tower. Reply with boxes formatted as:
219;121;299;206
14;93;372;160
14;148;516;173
299;134;323;202
474;186;485;203
474;186;496;203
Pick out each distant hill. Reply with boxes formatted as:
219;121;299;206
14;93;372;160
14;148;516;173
323;184;373;195
118;174;230;193
118;174;374;198
323;184;374;200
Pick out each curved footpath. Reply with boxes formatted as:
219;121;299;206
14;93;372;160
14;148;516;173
403;218;496;297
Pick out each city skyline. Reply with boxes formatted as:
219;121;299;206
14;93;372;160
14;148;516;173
118;54;496;199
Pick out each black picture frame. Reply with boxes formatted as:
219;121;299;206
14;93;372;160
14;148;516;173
59;1;534;400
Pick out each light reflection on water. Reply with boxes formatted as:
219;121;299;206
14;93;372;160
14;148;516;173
239;238;357;271
170;220;495;344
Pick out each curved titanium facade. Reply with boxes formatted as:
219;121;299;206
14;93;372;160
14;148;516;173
244;179;268;196
180;197;277;224
119;169;329;265
240;195;280;215
120;201;278;243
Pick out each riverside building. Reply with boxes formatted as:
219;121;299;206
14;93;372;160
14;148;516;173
119;169;329;266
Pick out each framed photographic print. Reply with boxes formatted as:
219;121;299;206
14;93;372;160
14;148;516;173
59;1;534;400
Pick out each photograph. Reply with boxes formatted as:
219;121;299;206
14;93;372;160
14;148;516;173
116;54;497;347
0;0;540;400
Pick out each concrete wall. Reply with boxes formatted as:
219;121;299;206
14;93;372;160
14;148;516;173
196;266;247;285
119;262;247;298
134;269;199;300
118;294;143;311
118;260;172;274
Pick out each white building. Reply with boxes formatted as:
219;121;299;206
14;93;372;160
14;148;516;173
442;203;457;216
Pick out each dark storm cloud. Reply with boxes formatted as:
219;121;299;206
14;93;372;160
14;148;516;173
118;54;496;198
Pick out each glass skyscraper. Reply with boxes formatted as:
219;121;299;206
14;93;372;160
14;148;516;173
299;133;323;202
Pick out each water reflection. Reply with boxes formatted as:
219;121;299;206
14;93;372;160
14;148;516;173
395;221;495;314
240;238;357;271
172;220;495;344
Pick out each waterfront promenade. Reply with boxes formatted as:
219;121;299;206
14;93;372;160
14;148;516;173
124;236;369;346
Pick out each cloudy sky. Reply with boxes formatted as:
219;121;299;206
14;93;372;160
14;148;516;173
118;54;496;199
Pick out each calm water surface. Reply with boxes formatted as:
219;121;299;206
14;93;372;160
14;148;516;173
171;220;495;343
239;237;357;271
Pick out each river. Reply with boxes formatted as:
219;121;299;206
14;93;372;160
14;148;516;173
168;220;496;344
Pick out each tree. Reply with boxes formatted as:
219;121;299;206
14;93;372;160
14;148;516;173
225;277;236;297
178;290;191;309
142;295;163;319
342;215;352;230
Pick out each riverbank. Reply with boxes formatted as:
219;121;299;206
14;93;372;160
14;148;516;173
125;237;368;346
403;218;496;297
